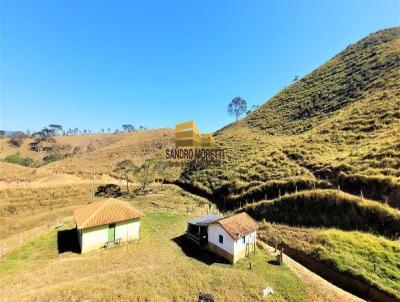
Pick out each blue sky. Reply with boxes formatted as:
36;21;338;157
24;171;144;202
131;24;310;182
1;0;399;133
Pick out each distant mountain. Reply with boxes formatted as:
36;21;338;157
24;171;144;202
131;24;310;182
1;130;26;137
179;27;400;209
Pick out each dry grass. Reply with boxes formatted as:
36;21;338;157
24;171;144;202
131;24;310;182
0;162;45;183
0;190;308;302
0;183;93;240
0;129;174;177
179;28;400;207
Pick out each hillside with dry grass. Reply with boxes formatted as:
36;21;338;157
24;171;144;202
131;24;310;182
0;129;174;177
179;27;400;209
1;26;399;302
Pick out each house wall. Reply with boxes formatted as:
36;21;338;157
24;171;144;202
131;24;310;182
207;224;257;263
233;231;257;254
208;224;235;254
79;219;140;253
81;224;109;253
115;218;140;241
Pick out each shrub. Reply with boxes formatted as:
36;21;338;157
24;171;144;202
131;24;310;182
7;137;24;148
4;153;37;167
3;204;17;215
43;152;67;164
95;184;122;197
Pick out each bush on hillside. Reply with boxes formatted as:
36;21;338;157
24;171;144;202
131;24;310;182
29;140;43;152
95;184;122;197
43;152;67;164
7;137;24;148
4;153;37;168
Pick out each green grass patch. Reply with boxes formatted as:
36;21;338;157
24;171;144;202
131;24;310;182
259;223;400;299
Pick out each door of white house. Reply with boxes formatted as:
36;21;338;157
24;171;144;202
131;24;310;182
108;224;116;242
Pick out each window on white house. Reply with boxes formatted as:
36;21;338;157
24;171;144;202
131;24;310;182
242;237;245;244
219;234;223;244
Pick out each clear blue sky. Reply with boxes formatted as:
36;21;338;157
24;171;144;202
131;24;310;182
1;0;399;133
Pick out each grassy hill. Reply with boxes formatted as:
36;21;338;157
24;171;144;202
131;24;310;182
258;224;400;300
179;27;400;209
242;189;400;239
0;129;174;177
1;27;399;302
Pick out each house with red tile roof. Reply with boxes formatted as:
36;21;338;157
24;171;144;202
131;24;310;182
186;212;258;263
74;199;143;253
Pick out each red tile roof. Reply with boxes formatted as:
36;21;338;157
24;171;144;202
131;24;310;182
213;212;258;240
74;199;143;229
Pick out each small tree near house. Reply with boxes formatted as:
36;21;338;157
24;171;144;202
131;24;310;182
153;157;175;184
136;160;156;193
228;97;247;122
114;160;136;193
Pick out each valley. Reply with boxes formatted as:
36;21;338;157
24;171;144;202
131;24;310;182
1;27;399;301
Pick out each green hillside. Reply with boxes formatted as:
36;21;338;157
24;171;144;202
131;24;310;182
179;27;400;209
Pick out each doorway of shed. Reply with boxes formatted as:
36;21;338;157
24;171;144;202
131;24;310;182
108;224;116;242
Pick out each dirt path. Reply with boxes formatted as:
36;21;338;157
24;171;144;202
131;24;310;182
258;241;364;302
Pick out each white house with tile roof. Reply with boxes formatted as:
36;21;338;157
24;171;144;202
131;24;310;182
186;212;258;263
74;199;143;253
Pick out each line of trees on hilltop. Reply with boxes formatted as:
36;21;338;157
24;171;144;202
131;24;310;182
1;123;149;140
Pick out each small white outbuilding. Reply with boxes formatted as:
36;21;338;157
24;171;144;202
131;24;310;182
187;212;258;263
74;199;143;253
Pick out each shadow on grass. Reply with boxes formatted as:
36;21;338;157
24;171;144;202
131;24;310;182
57;228;81;254
172;234;228;265
267;258;281;266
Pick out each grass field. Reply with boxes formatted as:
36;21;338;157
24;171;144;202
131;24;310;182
258;223;400;300
0;192;308;302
